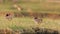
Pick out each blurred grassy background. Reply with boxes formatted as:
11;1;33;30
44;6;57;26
0;0;60;13
0;0;60;33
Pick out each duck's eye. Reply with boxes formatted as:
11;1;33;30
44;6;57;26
35;17;37;19
6;14;9;16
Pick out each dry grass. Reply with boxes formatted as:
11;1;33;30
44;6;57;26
0;15;59;31
0;0;60;34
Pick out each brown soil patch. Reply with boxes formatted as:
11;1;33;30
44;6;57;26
32;13;60;19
